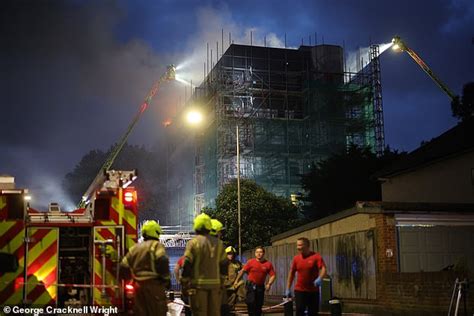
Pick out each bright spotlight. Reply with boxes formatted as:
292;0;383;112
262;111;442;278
186;110;203;125
165;64;176;80
24;195;32;201
391;36;405;52
176;59;191;71
175;76;191;86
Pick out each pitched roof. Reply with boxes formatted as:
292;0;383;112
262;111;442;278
375;119;474;178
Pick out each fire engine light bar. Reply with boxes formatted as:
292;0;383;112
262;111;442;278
122;176;137;189
1;189;23;194
124;192;134;203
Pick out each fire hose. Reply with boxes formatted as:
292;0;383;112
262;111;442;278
167;296;292;313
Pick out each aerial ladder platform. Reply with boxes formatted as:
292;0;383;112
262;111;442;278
391;36;457;101
79;65;176;208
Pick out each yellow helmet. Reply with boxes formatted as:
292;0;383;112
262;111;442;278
225;246;236;254
193;213;212;231
210;219;224;236
141;220;162;240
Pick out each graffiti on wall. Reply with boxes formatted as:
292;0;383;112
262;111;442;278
336;234;366;291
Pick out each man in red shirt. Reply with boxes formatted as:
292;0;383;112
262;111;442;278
286;237;326;316
234;246;276;316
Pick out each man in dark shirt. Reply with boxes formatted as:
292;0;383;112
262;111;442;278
286;237;326;316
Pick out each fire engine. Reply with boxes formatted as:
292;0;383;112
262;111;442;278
0;64;176;311
0;171;138;310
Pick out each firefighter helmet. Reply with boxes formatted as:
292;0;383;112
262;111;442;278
210;219;224;236
193;213;212;231
141;220;162;240
225;246;236;254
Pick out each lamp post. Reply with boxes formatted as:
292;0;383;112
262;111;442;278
186;109;242;258
236;124;242;260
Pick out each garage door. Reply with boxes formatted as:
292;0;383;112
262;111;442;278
398;225;474;272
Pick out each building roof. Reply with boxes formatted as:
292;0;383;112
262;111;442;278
374;119;474;178
270;201;474;242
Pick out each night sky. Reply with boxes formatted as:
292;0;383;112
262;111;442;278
1;0;473;209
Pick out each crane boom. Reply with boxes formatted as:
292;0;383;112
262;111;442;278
79;65;176;207
392;36;456;101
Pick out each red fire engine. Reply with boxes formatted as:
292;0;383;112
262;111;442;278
0;171;138;310
1;64;176;311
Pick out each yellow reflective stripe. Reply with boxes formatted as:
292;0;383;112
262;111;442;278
33;290;54;305
121;256;130;268
2;226;24;254
124;209;136;226
134;258;160;281
216;240;222;273
124;206;137;250
149;240;165;273
154;246;165;258
6;284;23;305
0;221;24;297
93;288;102;305
0;221;15;234
27;229;57;267
150;241;157;274
0;195;7;209
194;279;221;285
126;236;136;251
193;240;201;280
111;194;123;225
134;276;158;281
134;271;159;280
34;254;58;299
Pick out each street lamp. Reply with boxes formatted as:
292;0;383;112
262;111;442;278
236;125;242;260
185;108;242;259
186;110;203;125
184;107;204;223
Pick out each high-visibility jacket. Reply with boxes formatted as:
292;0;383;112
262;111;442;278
183;234;226;289
225;259;242;288
121;239;170;282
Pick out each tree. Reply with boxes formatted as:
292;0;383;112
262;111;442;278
204;179;301;251
63;143;167;221
451;82;474;121
301;145;405;220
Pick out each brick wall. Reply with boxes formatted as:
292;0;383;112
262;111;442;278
378;272;473;314
372;213;474;314
373;213;398;273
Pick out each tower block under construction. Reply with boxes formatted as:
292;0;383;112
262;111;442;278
190;43;384;211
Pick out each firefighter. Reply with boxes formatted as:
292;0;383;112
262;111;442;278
286;237;327;316
181;213;227;316
120;220;170;316
210;218;224;238
224;246;243;311
210;218;232;316
234;246;276;316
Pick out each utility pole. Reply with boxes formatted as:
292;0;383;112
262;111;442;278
236;124;242;259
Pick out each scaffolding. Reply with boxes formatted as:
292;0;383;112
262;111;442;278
192;43;383;209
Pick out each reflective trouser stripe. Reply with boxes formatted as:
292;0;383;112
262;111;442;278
134;271;160;280
194;279;221;285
